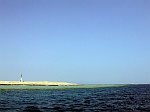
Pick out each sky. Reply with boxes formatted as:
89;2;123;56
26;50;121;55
0;0;150;84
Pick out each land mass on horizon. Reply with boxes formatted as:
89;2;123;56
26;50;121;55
0;74;78;86
0;81;78;86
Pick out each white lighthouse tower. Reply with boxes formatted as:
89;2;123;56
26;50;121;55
20;74;23;82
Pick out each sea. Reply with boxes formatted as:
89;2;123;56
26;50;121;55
0;84;150;112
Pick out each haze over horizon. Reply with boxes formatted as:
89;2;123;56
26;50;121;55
0;0;150;84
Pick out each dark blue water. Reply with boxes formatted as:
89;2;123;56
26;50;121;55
0;84;150;112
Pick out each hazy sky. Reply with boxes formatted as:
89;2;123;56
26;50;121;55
0;0;150;84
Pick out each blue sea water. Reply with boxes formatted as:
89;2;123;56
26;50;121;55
0;84;150;112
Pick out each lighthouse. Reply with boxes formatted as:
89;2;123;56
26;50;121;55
20;74;23;82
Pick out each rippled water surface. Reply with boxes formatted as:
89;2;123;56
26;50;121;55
0;84;150;112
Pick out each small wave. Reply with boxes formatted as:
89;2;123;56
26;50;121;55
23;106;42;112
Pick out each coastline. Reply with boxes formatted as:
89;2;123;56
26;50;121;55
0;81;78;86
0;82;128;90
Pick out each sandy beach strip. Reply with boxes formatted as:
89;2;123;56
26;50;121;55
0;81;78;86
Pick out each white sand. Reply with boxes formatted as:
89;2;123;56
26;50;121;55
0;81;78;86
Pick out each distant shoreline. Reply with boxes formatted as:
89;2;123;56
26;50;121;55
0;83;128;90
0;81;78;86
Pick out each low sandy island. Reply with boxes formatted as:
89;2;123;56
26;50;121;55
0;81;78;86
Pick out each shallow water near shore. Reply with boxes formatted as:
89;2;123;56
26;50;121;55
0;84;150;112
